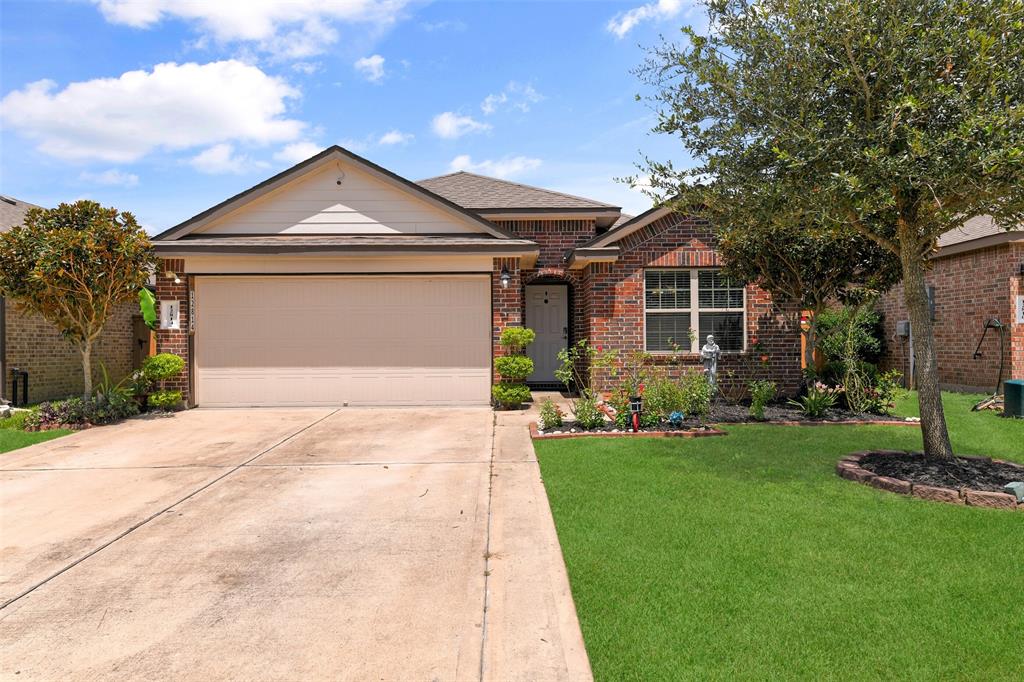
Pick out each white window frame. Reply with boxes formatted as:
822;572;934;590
644;268;747;354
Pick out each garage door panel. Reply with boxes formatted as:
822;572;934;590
195;276;490;406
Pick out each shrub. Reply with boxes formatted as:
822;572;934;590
788;382;840;418
494;355;535;382
142;353;185;382
607;387;632;430
492;383;531;409
679;371;712;423
23;395;138;430
148;390;183;411
748;380;776;421
555;340;618;423
847;368;903;415
499;327;536;354
642;376;685;419
572;396;606;430
538;398;564;430
817;304;885;381
0;410;30;431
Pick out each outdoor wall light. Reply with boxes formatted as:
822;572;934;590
500;267;511;289
164;270;181;284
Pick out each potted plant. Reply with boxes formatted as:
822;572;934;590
492;327;535;409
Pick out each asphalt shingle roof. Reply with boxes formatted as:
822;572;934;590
154;234;538;252
416;171;619;211
937;214;1022;248
0;196;43;232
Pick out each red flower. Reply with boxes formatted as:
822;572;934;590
596;344;603;352
638;383;645;394
751;336;759;345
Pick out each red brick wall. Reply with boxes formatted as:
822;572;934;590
491;257;524;382
3;301;135;403
582;213;802;396
877;242;1023;392
154;258;191;403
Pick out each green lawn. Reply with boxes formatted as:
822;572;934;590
536;393;1024;680
0;411;69;454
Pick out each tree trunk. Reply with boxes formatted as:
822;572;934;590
898;230;953;459
804;313;818;382
80;342;93;399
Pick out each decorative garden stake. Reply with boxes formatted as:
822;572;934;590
629;394;643;432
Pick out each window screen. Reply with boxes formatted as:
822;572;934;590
645;269;745;352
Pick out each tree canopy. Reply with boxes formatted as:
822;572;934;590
0;200;155;397
638;0;1024;458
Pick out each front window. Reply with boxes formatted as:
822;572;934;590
645;269;745;353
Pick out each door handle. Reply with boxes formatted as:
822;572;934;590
562;326;568;340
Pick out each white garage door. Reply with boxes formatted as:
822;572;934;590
194;276;491;407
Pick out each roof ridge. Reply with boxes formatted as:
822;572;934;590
418;171;620;209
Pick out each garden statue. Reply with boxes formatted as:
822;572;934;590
700;334;721;393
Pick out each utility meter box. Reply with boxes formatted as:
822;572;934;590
896;320;910;337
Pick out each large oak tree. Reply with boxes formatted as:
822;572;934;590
638;0;1024;458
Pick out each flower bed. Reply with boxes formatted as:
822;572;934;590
530;421;726;440
710;403;920;427
836;451;1024;510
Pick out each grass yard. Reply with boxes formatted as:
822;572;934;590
536;393;1023;680
0;411;69;454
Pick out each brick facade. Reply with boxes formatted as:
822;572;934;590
877;242;1024;392
500;213;803;396
155;258;191;403
2;300;135;403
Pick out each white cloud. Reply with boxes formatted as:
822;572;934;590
431;112;492;140
354;54;386;82
78;169;140;188
274;141;325;164
420;19;466;32
189;143;267;174
378;129;414;145
0;60;304;163
481;82;543;115
91;0;412;60
449;155;542;179
291;61;321;75
607;0;687;38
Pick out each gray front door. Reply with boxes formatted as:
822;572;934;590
525;284;568;384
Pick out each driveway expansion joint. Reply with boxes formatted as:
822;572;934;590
0;409;339;611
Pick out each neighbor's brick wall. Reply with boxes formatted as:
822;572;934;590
155;258;191;403
583;213;802;396
877;242;1023;392
1011;243;1024;383
4;301;135;403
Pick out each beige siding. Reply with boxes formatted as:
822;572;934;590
194;163;482;236
193;276;491;407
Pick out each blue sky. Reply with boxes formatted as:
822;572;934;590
1;0;701;232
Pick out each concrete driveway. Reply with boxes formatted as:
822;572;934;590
0;408;590;681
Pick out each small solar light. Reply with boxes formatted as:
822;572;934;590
1004;482;1024;502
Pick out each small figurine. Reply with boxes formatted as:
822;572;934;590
700;334;721;393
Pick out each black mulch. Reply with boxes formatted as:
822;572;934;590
859;452;1024;493
708;403;903;424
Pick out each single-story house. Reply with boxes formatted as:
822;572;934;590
878;216;1024;394
0;195;143;404
151;146;801;407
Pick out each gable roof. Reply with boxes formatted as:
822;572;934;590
417;171;620;213
577;204;674;249
153;146;517;241
0;195;43;233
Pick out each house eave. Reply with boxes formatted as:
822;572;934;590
566;246;620;269
932;231;1024;259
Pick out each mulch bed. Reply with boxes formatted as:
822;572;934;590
837;451;1023;510
710;403;915;425
859;452;1024;493
530;421;726;440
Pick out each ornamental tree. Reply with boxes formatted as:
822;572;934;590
717;218;900;371
637;0;1024;459
0;200;155;397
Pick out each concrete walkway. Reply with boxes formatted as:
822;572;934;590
0;407;590;681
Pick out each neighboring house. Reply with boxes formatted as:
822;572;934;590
150;146;801;407
878;216;1024;394
0;195;141;404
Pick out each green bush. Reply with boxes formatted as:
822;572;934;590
494;355;535;382
748;380;776;420
0;410;30;431
679;371;712;423
148;389;183;411
499;327;536;354
788;382;840;418
23;395;139;430
642;376;685;419
142;353;185;382
492;383;531;408
538;398;564;430
817;305;884;380
573;396;606;430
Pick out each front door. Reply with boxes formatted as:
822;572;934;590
525;284;568;384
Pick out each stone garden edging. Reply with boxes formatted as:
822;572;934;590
836;451;1023;511
529;422;727;440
